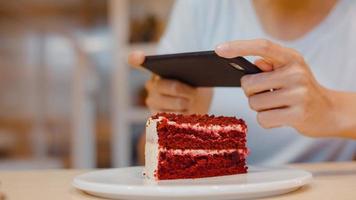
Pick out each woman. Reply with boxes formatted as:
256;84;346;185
130;0;356;164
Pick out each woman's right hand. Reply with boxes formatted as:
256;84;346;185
129;51;213;115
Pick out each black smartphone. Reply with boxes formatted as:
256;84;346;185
142;50;261;87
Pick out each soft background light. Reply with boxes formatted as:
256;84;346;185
0;0;174;170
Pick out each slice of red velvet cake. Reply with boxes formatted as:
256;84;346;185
145;113;248;180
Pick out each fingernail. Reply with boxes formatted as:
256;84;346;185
216;43;230;53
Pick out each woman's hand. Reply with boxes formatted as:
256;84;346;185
215;39;356;138
128;51;213;115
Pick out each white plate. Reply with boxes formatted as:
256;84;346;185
73;166;312;200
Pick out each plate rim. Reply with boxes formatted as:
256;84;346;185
72;166;313;197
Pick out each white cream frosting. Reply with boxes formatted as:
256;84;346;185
168;121;245;133
144;118;159;180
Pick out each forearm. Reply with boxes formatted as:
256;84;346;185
328;89;356;139
193;88;213;114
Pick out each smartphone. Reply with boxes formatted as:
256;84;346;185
142;50;261;87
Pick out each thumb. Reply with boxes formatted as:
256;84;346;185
128;50;146;67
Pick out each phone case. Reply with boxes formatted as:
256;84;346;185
142;50;261;87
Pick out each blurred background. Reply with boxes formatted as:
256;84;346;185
0;0;174;169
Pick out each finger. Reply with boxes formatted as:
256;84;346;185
257;107;293;129
146;94;190;111
154;79;196;99
145;76;161;92
128;50;145;67
152;75;160;80
149;75;161;83
215;39;293;68
254;58;273;72
248;89;292;112
241;68;287;96
145;78;196;99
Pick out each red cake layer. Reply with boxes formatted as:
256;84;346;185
157;124;246;150
157;151;247;180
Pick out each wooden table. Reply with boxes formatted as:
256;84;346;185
0;162;355;200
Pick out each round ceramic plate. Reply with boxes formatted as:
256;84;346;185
73;166;312;200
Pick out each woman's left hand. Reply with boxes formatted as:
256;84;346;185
215;39;338;137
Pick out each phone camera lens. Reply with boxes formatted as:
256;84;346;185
229;62;245;71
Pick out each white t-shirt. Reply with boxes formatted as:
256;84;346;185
157;0;356;165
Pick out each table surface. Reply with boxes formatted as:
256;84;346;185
0;162;355;200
